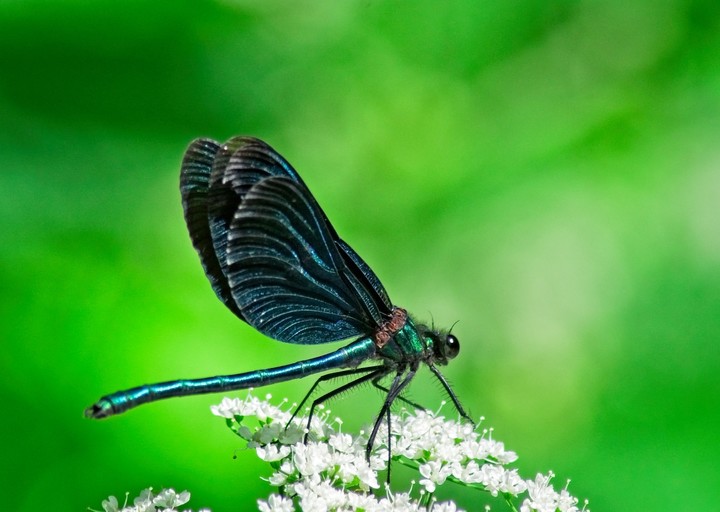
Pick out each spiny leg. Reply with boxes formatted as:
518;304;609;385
285;366;383;430
385;403;392;482
366;364;418;463
364;370;402;463
303;366;389;443
372;376;427;411
428;363;473;424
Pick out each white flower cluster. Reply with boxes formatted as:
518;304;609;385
212;393;589;512
389;409;523;495
257;485;462;512
98;488;209;512
520;474;585;512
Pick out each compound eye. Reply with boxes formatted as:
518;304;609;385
446;334;460;359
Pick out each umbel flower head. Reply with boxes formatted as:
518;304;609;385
95;393;588;512
96;487;208;512
211;392;589;512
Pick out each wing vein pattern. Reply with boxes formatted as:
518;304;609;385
179;136;394;345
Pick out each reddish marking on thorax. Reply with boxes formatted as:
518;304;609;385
373;307;408;348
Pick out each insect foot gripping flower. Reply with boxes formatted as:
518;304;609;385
94;487;209;512
213;392;590;512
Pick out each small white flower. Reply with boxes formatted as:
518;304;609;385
257;493;294;512
458;439;487;459
522;473;561;512
152;489;191;508
418;460;452;493
328;432;354;452
479;463;506;497
293;442;332;476
433;502;459;512
498;468;527;496
557;488;580;512
257;444;292;462
268;460;295;487
352;456;380;490
268;470;289;487
379;491;418;511
452;459;483;484
210;397;242;418
132;488;155;512
481;438;518;464
101;495;120;512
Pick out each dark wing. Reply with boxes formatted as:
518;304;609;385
180;136;393;343
206;137;302;296
180;137;299;323
335;239;392;321
180;138;243;318
226;176;385;343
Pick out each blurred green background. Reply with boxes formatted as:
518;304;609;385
1;0;719;510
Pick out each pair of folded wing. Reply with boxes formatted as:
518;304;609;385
179;137;393;345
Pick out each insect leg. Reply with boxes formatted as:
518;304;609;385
366;364;418;463
286;366;382;430
427;363;473;424
301;366;389;443
372;376;427;411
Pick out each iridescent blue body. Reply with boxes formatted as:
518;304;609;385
86;136;470;458
88;336;377;418
88;314;449;417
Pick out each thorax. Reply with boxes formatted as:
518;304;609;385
375;314;429;363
